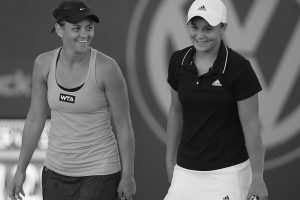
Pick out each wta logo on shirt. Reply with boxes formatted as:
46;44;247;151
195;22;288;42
59;93;75;104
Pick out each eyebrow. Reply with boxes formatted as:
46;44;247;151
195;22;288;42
71;22;94;27
203;24;212;28
190;22;199;27
190;22;212;28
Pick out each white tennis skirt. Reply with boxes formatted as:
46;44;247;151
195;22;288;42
164;160;252;200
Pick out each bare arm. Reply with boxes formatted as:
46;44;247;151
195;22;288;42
9;54;50;200
238;94;268;200
98;56;135;199
166;89;183;182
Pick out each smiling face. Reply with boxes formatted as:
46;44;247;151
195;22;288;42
187;17;226;53
56;18;95;53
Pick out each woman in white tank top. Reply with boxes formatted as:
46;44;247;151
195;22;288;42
9;1;136;200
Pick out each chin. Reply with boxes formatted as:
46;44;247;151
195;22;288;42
76;46;89;53
194;45;210;52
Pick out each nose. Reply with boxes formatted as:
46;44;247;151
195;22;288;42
195;30;205;40
79;29;88;38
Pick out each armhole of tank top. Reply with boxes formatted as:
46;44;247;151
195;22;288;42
91;48;102;91
47;47;62;85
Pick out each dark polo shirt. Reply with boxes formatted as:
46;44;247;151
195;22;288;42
167;41;262;171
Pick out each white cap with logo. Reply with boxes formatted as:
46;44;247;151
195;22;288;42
186;0;227;26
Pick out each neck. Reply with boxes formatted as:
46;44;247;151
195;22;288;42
195;42;220;61
193;42;221;75
60;47;90;66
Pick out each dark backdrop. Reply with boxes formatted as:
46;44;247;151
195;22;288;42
0;0;299;199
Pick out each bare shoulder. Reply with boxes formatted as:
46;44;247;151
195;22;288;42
95;51;120;73
95;51;123;86
34;49;57;80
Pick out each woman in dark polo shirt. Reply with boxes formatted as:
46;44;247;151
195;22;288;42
164;0;268;200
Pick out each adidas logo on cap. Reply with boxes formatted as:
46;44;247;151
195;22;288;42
198;5;206;11
223;195;230;200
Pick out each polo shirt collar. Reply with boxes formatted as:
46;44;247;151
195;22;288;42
182;40;228;75
211;40;228;74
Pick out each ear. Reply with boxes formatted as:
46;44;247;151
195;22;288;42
220;23;227;37
55;23;64;38
222;23;227;30
186;21;192;33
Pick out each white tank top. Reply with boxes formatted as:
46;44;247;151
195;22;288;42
45;47;121;176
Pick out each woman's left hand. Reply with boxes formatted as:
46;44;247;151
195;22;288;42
247;176;268;200
117;175;136;200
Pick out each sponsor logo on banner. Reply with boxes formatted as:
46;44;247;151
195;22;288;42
126;0;300;169
0;70;31;97
0;120;49;200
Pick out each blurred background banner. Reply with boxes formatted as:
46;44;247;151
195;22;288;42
0;0;299;199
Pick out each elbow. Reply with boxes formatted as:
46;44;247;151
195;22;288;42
26;110;47;126
240;115;262;132
243;126;265;153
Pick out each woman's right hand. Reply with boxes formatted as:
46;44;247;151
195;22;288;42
8;171;26;200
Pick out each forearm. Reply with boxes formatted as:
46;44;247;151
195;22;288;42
17;117;46;173
115;124;135;177
166;109;183;165
238;95;268;198
243;121;265;177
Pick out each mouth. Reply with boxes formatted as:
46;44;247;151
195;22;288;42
194;39;209;45
76;40;88;44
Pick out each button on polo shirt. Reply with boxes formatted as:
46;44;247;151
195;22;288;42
167;41;262;171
